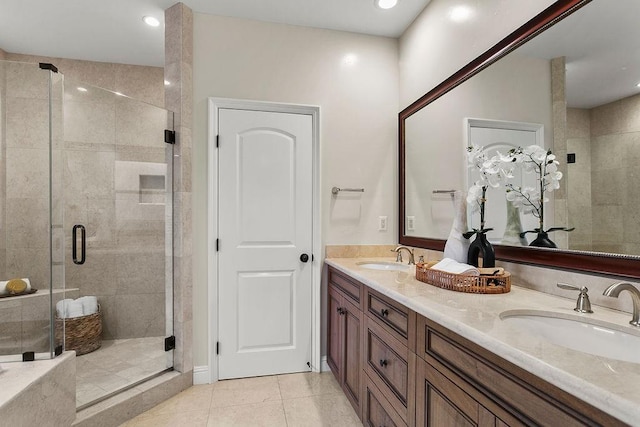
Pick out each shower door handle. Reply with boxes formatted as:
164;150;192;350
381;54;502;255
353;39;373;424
72;224;86;265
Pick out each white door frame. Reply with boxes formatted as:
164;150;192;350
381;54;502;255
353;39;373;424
207;97;321;383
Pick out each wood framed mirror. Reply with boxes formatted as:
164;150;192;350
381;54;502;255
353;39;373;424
399;0;640;279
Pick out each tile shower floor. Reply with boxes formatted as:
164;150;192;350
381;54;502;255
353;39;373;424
120;372;361;426
76;336;168;407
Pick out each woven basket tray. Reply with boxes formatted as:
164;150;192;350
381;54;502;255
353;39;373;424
415;263;511;294
55;305;102;356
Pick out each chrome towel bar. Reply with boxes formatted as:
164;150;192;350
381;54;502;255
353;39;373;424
331;187;365;195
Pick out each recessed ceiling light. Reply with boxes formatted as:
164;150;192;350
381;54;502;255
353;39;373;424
77;87;87;92
143;16;160;27
450;6;473;22
636;82;640;88
375;0;398;10
164;80;171;86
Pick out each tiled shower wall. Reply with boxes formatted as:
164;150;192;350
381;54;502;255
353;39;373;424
565;93;640;255
1;52;167;342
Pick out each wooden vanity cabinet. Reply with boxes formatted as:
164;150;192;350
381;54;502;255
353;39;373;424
327;268;364;416
326;264;625;427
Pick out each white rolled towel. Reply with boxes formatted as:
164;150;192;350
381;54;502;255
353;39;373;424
56;299;73;318
77;296;98;316
0;278;32;296
431;258;480;276
66;300;85;318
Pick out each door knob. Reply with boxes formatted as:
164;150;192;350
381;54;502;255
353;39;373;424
300;253;309;263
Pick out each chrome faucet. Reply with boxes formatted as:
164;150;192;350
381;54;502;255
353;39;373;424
393;245;415;265
603;282;640;327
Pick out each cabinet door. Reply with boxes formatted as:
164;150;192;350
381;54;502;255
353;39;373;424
327;285;343;382
342;296;363;414
416;357;497;427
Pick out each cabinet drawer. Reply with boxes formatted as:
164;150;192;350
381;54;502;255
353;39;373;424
328;267;363;308
417;315;623;427
366;288;415;349
363;372;407;427
365;317;415;424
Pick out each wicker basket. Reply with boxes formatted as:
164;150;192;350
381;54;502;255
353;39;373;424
55;305;102;356
415;263;511;294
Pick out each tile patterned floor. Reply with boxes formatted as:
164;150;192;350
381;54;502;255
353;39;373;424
76;336;169;407
120;372;362;426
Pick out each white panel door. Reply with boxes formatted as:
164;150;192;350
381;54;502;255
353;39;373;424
218;108;313;379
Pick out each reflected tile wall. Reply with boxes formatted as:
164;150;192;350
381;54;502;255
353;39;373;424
590;92;640;255
566;108;592;249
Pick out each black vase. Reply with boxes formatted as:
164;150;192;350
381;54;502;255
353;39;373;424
467;232;495;268
529;231;557;248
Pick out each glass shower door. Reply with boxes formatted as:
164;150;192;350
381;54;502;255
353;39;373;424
60;79;174;408
0;60;63;361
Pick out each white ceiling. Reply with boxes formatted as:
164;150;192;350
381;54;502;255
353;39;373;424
0;0;431;67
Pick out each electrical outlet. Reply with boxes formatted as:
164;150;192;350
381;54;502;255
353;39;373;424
407;216;415;231
378;216;388;231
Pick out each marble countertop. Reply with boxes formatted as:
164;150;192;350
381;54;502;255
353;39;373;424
326;257;640;426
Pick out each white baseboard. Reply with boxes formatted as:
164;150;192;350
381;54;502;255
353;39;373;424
321;356;330;373
195;359;329;382
193;365;210;385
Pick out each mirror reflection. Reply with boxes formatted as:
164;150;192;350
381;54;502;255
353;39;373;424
403;0;640;257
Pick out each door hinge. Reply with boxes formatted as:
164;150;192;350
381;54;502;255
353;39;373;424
216;341;220;355
216;239;219;252
164;335;176;351
22;351;35;362
164;129;176;144
307;361;311;369
216;135;219;148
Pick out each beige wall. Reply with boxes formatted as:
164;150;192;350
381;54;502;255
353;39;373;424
399;0;557;108
192;14;399;366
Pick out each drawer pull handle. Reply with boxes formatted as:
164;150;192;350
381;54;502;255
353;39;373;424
379;359;388;367
337;307;345;315
380;308;389;317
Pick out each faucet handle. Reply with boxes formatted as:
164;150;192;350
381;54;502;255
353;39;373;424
557;283;593;313
391;249;403;263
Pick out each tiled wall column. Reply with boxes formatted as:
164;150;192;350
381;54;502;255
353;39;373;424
165;2;193;375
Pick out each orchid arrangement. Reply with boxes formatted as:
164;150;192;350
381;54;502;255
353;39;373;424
501;145;573;241
464;144;513;236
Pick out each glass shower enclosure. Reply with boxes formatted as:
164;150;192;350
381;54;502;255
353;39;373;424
0;59;174;408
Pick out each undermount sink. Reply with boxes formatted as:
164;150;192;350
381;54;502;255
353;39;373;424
500;310;640;364
356;261;410;271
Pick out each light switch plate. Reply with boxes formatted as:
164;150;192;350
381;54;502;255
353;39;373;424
378;216;388;231
407;216;415;231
